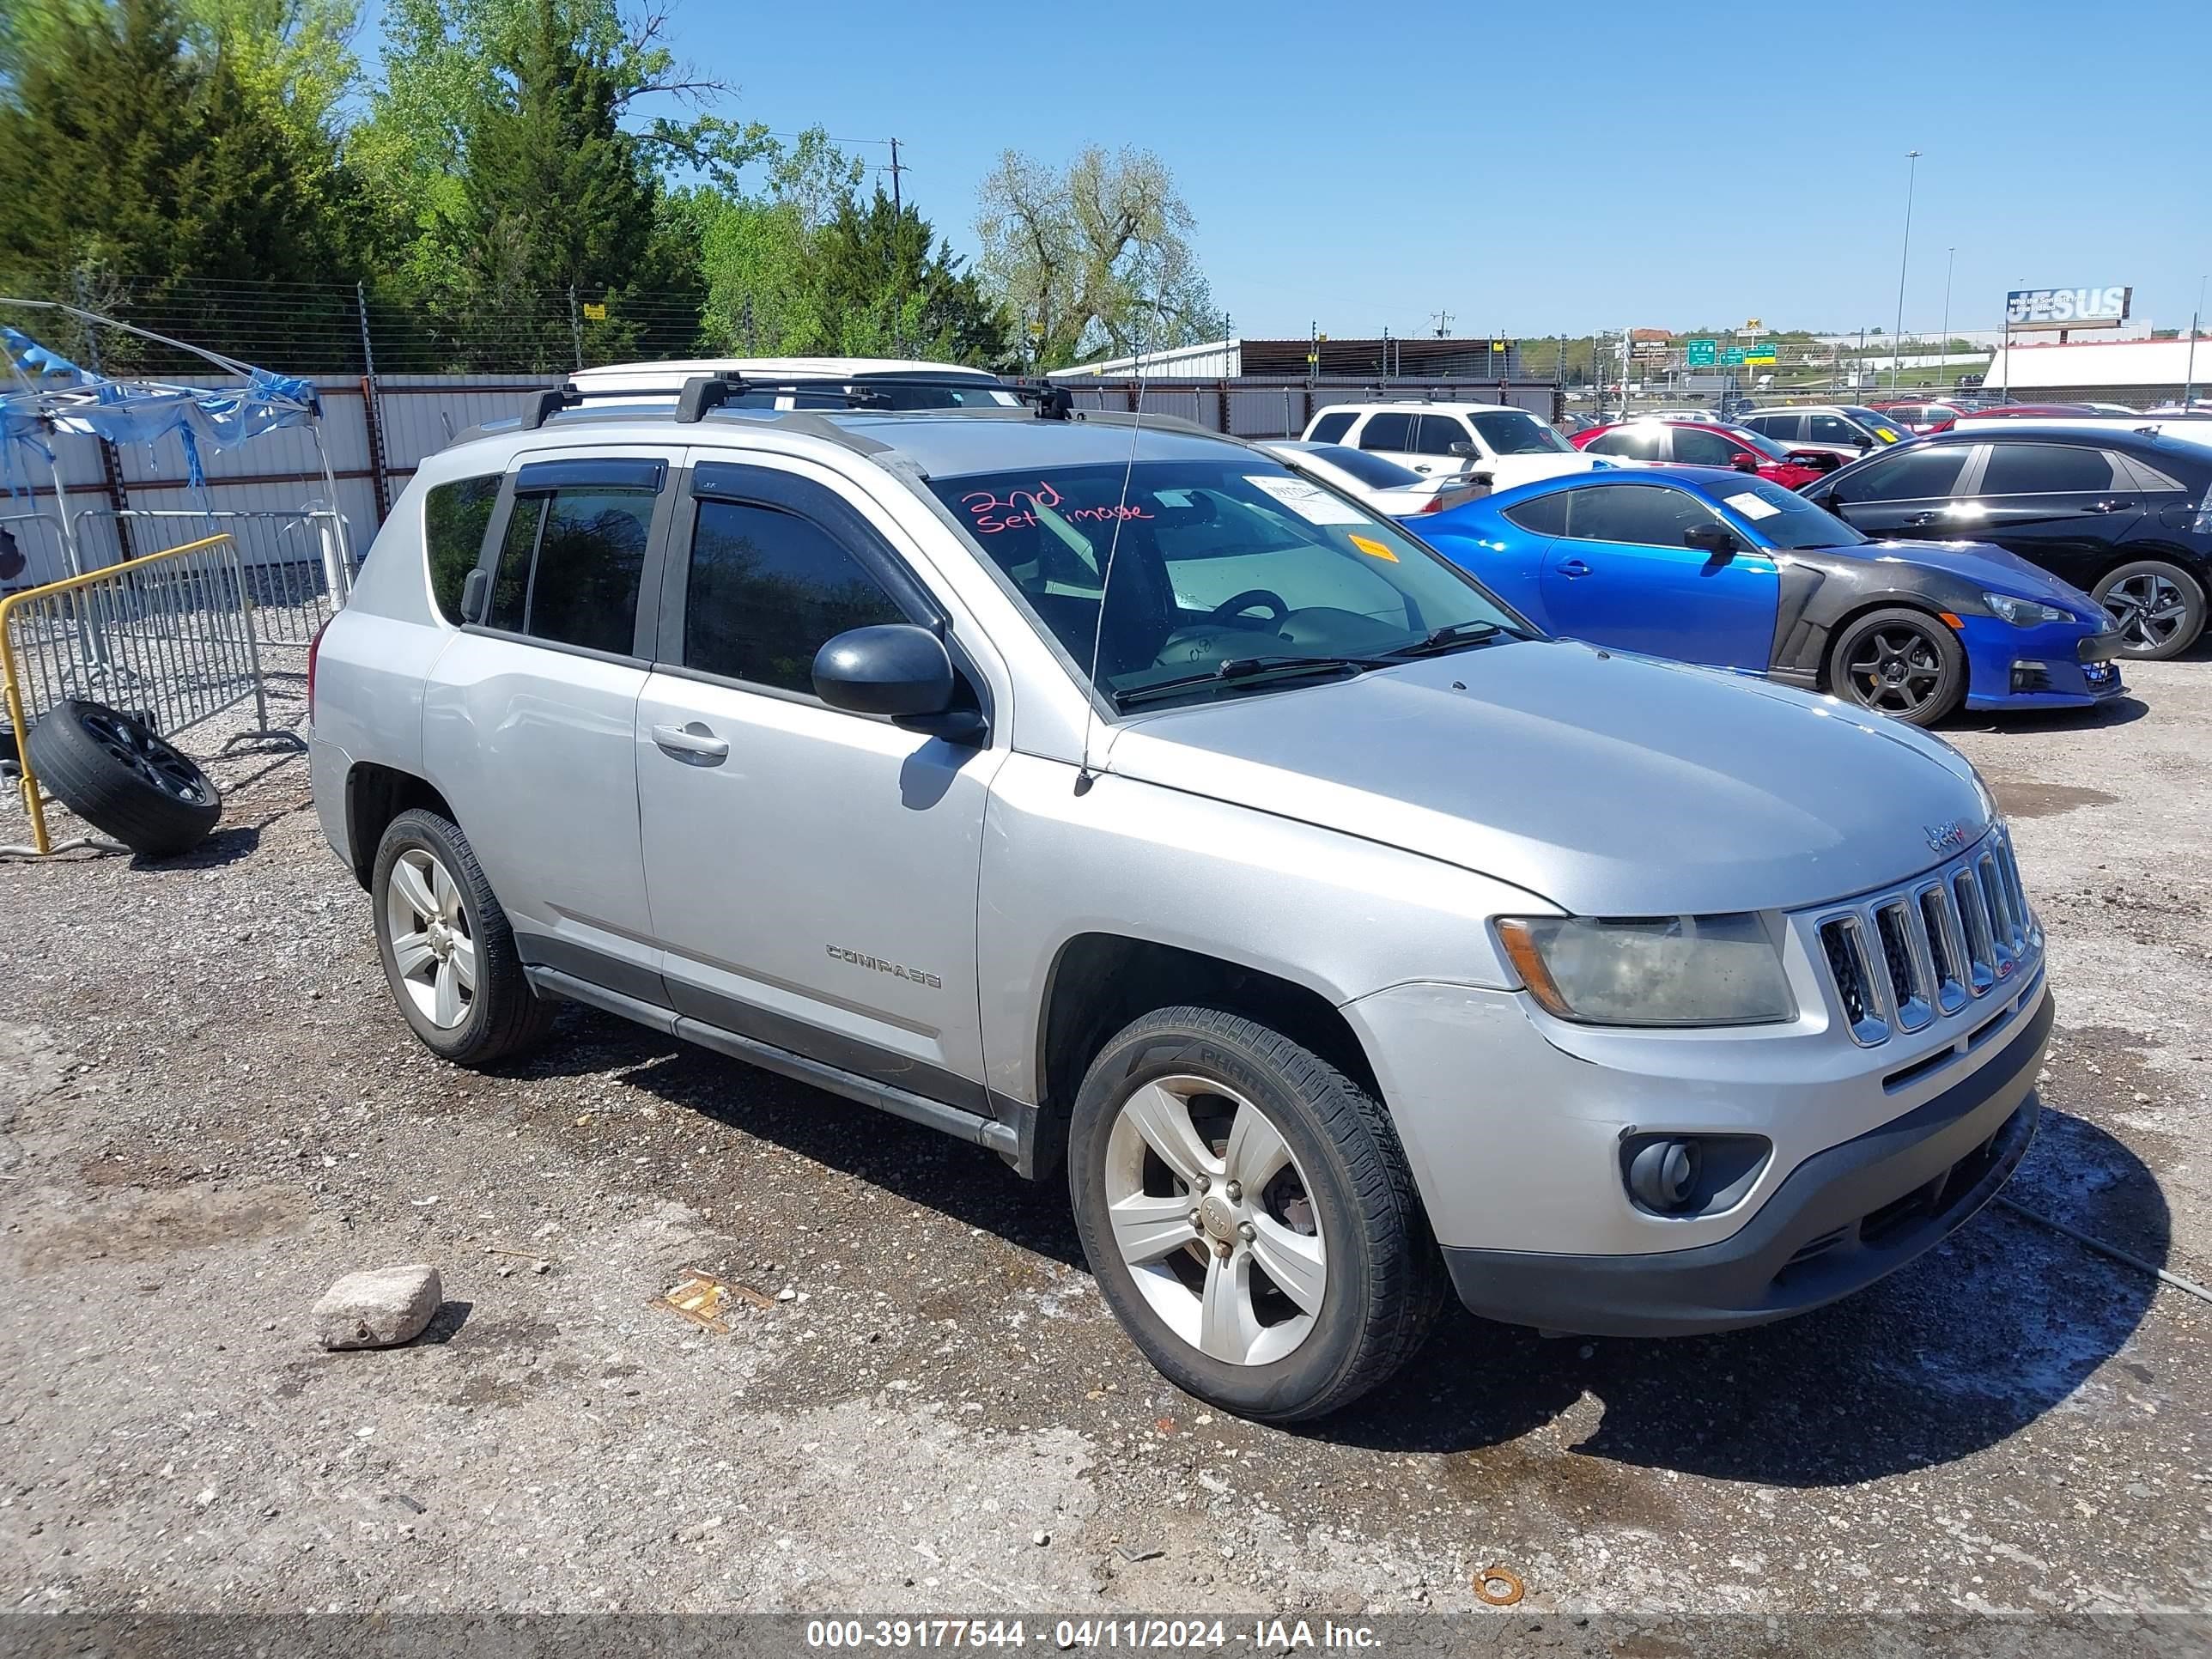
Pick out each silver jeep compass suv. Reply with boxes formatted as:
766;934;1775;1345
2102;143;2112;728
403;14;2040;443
308;371;2050;1421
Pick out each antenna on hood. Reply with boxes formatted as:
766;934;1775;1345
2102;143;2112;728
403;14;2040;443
1073;274;1170;795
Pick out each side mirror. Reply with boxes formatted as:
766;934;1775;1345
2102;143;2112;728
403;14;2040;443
812;623;986;743
459;568;489;624
1449;441;1476;459
1730;452;1761;472
1683;522;1742;558
1853;434;1874;450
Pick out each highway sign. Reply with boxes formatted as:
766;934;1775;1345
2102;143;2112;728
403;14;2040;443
1722;347;1747;365
1686;338;1717;367
1743;344;1777;364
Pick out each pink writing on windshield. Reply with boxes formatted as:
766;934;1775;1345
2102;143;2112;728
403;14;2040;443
959;482;1154;536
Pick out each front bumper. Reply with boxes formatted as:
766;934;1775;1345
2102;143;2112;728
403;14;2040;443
1442;988;2048;1336
1960;617;2126;709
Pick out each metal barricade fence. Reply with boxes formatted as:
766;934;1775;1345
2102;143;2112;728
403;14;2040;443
1;532;289;857
73;507;356;647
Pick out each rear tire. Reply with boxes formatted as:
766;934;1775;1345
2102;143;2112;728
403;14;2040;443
1067;1006;1447;1423
26;699;220;858
2091;559;2205;660
371;808;554;1066
1827;607;1965;726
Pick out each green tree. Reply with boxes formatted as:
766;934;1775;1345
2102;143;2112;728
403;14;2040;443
975;145;1215;369
0;0;356;365
352;0;727;369
812;188;1011;366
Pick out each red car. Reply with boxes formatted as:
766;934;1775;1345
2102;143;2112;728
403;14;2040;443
1864;398;1984;434
1569;419;1838;490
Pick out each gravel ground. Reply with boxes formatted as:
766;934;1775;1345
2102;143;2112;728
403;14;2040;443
1;658;2208;1632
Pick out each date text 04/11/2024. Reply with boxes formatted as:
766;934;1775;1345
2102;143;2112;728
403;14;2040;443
803;1619;1382;1650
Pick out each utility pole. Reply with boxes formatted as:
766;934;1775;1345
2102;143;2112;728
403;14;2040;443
1938;246;1956;392
1381;323;1390;386
1891;149;1921;392
2185;274;2207;409
886;138;908;356
1431;309;1453;338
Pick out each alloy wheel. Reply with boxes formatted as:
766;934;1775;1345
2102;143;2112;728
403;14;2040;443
77;710;213;805
385;847;476;1030
1102;1074;1326;1366
2100;572;2190;653
1846;625;1945;717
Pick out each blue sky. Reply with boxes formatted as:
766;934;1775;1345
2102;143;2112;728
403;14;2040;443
363;0;2212;340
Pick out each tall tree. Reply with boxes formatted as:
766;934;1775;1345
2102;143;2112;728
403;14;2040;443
974;146;1216;369
351;0;725;369
0;0;356;365
811;188;1012;366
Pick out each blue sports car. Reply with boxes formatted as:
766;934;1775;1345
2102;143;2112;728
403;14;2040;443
1413;469;2126;725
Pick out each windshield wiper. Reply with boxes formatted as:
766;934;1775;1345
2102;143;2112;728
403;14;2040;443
1389;620;1513;658
1113;654;1389;708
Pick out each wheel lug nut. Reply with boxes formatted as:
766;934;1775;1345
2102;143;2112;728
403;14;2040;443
1194;1176;1209;1193
1224;1181;1242;1201
1188;1209;1202;1228
1237;1221;1255;1241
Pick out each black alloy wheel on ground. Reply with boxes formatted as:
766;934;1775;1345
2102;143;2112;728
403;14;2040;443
26;699;222;857
2091;560;2207;661
1828;608;1966;727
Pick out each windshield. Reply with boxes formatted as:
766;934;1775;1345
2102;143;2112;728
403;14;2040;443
1708;479;1866;549
1300;445;1425;489
932;459;1528;709
1729;425;1797;462
1469;410;1573;454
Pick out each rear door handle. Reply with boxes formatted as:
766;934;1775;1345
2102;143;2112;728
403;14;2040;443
651;721;729;763
2083;499;2135;514
1557;559;1591;576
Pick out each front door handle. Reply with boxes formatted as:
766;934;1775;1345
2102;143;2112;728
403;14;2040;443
651;721;729;763
1557;559;1591;576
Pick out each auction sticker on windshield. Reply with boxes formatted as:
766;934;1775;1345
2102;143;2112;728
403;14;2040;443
1725;491;1782;520
1247;475;1367;525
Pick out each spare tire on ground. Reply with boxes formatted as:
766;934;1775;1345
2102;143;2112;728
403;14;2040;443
27;699;222;858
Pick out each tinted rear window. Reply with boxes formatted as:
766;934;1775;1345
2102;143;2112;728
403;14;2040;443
423;475;501;624
1308;410;1357;444
1979;443;2119;495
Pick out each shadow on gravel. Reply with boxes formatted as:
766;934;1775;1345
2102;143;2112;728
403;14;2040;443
1319;1109;2167;1486
516;1007;1087;1268
141;823;262;870
1948;694;2148;735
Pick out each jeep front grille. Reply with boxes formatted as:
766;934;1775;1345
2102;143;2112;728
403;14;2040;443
1813;828;2038;1048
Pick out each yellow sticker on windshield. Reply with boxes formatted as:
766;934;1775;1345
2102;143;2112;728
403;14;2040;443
1349;533;1399;562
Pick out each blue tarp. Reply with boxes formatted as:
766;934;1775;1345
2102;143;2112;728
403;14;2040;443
2;325;320;494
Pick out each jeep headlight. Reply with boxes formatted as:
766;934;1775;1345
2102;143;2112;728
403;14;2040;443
1495;914;1796;1027
1982;592;2072;627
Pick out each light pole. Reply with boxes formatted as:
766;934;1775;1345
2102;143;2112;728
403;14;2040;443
1938;246;1955;393
2186;273;2208;410
1891;149;1921;392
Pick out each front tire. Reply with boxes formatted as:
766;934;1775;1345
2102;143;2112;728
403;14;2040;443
371;808;553;1066
1827;607;1965;726
2092;559;2205;660
1067;1006;1445;1423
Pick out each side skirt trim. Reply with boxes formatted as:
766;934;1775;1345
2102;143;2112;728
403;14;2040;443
524;965;1019;1157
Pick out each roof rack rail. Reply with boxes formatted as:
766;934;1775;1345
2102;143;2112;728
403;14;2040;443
521;386;581;430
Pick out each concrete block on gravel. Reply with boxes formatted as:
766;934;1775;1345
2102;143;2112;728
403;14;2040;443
313;1264;443;1350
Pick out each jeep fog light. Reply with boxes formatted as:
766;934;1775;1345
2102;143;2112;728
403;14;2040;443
1495;914;1795;1027
1628;1139;1698;1210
